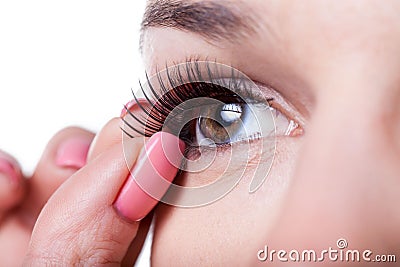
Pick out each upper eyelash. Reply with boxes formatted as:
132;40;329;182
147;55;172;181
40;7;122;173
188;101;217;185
120;59;271;140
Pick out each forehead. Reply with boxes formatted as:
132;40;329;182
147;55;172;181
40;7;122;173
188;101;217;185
141;0;400;93
143;0;400;40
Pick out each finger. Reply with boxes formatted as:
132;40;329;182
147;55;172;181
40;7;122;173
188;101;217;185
87;118;154;267
25;131;184;265
87;117;122;162
0;150;25;219
89;102;157;266
18;127;94;227
121;211;153;267
87;98;150;162
86;100;158;266
0;152;27;267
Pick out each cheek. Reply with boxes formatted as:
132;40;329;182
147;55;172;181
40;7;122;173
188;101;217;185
151;139;299;266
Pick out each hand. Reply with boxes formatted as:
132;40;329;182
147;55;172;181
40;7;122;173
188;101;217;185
0;127;94;267
23;118;184;266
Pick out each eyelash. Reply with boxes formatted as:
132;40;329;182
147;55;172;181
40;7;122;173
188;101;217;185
121;59;289;147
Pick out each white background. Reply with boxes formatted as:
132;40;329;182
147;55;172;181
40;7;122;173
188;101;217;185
0;0;146;174
0;1;150;266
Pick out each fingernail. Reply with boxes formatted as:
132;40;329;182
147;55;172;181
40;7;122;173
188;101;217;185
120;100;135;117
120;98;147;117
0;153;19;185
55;137;92;169
114;132;185;222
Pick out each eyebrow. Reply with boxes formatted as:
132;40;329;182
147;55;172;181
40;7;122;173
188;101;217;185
141;0;258;42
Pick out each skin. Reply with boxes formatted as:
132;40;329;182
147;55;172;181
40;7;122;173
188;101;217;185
0;128;95;267
0;119;154;266
1;0;399;266
144;0;400;266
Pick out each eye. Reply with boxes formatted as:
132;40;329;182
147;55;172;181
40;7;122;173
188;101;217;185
194;97;298;147
120;60;303;148
120;61;304;204
196;103;243;145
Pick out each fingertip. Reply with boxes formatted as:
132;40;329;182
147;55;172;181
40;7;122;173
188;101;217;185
113;132;185;222
55;135;92;169
0;152;20;183
39;126;95;172
113;178;153;222
0;150;25;211
22;127;94;224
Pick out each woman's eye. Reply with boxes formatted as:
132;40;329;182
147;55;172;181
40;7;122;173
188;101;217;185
121;61;302;149
196;103;244;145
192;96;298;147
120;61;304;203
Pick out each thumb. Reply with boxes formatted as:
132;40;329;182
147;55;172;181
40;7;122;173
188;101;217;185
24;132;185;266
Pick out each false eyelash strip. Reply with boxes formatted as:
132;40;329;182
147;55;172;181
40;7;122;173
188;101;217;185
120;60;262;139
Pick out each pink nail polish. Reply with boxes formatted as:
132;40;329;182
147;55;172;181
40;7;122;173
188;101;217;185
0;155;19;184
120;98;148;118
120;100;136;117
55;137;91;169
114;132;185;222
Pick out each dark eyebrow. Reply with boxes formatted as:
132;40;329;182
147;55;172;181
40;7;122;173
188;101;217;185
141;0;258;42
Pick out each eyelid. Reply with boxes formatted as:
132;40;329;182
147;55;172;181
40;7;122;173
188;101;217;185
214;78;272;104
253;81;306;130
216;77;304;131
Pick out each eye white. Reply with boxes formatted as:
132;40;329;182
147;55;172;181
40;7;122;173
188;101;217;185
195;102;295;147
220;103;242;123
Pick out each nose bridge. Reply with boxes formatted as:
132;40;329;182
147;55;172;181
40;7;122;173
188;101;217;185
296;91;383;211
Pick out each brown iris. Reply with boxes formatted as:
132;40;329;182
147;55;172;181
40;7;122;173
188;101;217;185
198;103;244;144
